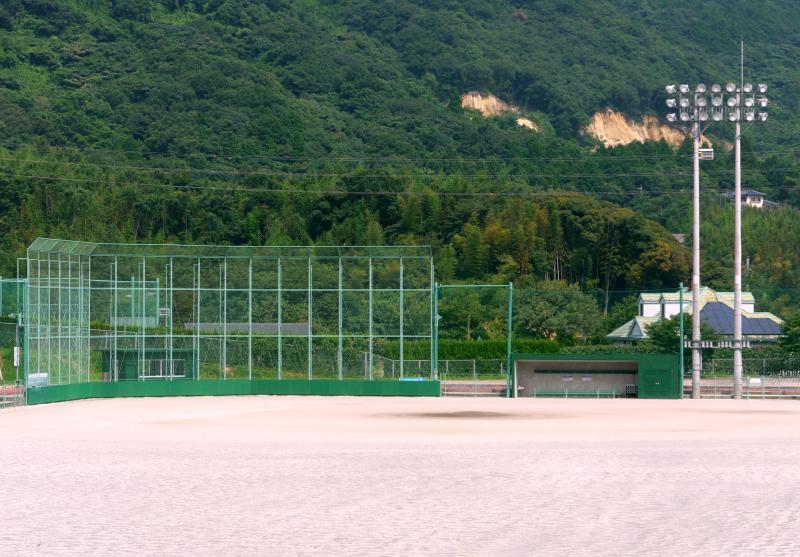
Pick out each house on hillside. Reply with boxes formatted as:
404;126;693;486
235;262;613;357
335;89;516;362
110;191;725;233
724;189;778;209
607;287;783;343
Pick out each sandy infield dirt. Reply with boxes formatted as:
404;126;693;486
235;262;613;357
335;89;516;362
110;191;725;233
1;396;799;556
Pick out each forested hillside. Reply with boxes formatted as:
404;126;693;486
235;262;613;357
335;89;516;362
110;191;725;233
1;0;800;305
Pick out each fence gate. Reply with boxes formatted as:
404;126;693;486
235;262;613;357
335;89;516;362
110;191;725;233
435;283;512;397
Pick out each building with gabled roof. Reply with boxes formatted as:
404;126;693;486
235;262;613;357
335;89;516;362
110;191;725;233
608;287;783;343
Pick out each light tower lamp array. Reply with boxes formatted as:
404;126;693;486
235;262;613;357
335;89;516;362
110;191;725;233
663;81;768;399
665;82;767;124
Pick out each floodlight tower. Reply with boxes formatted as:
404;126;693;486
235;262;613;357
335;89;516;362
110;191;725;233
665;74;768;399
732;43;769;398
665;82;709;398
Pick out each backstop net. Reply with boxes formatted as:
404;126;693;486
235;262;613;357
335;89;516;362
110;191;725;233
24;238;434;385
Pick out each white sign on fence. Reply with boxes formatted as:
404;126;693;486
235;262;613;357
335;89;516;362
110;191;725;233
13;346;20;367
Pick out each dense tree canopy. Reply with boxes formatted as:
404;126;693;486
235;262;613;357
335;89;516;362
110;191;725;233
0;0;799;333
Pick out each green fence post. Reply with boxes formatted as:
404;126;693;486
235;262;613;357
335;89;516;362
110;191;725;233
679;282;684;399
277;258;282;380
248;257;253;381
433;282;439;380
368;257;373;381
195;258;200;381
337;257;343;381
307;257;313;381
506;282;513;398
399;258;404;380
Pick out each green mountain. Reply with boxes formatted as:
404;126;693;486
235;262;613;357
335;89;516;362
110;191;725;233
1;0;799;300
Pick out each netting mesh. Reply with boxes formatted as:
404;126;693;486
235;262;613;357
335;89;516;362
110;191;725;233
25;239;433;385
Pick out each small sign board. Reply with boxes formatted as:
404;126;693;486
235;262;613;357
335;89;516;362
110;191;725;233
698;148;715;160
13;346;20;367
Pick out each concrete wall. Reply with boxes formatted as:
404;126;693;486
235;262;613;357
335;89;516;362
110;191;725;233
515;360;637;396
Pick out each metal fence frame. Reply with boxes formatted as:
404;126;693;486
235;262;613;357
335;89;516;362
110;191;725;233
23;238;435;388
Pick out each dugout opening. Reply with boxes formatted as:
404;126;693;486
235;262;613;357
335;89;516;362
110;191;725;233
512;353;680;399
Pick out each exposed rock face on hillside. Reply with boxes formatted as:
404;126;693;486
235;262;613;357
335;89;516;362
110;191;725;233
584;108;686;147
461;92;538;131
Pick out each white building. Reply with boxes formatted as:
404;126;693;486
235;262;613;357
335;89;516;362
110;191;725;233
609;287;782;343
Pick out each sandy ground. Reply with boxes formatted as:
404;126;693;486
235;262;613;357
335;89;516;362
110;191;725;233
1;396;800;557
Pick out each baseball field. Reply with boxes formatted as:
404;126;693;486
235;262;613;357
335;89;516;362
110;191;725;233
2;396;799;556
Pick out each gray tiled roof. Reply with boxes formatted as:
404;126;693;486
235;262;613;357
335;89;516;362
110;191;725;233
700;302;782;336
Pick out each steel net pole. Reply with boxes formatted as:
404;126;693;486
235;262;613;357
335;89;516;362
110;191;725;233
277;258;282;380
248;257;253;381
307;257;313;380
368;257;373;381
337;257;343;380
506;282;513;398
399;258;404;380
195;258;200;381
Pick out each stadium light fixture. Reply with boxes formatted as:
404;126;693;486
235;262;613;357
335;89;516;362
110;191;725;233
663;71;770;399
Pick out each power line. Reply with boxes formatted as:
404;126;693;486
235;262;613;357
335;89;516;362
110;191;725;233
4;142;800;164
0;170;699;196
10;169;800;198
0;155;797;180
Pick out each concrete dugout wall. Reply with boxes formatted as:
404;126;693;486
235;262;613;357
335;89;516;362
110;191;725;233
512;353;680;399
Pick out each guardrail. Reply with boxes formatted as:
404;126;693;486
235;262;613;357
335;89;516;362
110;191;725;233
683;375;800;399
530;388;621;398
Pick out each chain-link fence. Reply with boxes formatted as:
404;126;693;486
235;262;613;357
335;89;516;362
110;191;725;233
436;284;512;396
24;239;435;387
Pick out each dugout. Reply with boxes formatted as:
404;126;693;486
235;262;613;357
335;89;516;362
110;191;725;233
512;353;680;399
99;348;198;381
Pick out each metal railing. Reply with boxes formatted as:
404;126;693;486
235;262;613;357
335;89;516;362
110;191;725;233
684;374;800;399
0;382;24;408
